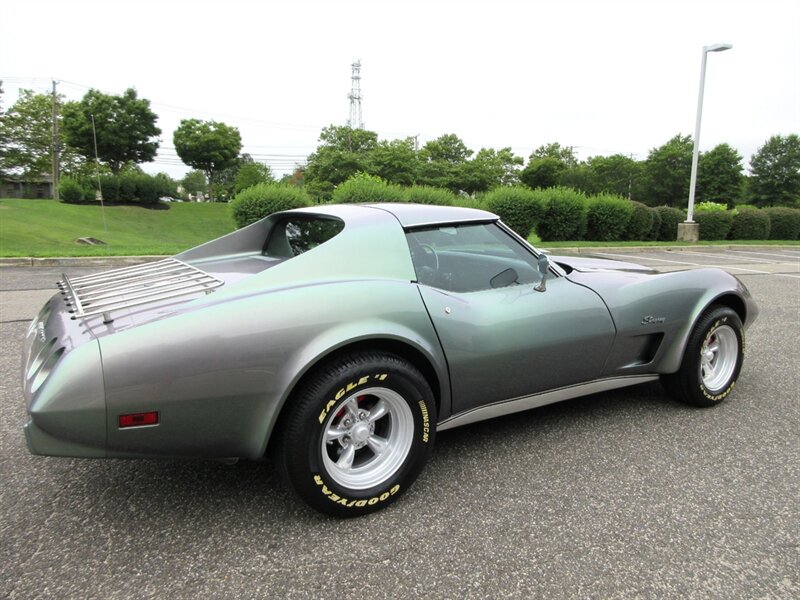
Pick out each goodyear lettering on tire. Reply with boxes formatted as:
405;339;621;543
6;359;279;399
313;474;400;508
317;374;389;424
418;400;430;443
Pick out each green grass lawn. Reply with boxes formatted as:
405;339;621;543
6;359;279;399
0;199;236;257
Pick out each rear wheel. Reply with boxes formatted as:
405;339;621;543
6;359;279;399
663;305;744;407
277;352;436;517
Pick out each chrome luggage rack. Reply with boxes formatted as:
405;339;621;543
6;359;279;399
58;258;224;323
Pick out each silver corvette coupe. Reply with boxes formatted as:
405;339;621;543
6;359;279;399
22;204;758;516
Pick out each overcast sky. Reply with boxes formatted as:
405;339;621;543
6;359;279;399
1;0;798;179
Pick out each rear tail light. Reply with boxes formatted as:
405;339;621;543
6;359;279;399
119;412;159;428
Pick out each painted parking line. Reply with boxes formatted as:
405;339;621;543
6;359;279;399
595;252;697;266
727;249;800;260
669;250;786;264
594;252;800;279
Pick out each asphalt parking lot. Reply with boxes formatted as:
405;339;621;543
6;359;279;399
1;247;798;599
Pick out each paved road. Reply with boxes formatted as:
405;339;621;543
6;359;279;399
1;249;798;599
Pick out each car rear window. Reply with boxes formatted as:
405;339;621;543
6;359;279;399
264;216;344;258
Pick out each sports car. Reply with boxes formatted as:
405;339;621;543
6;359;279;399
22;203;758;516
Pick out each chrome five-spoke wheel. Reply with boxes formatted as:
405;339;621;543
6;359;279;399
700;324;739;392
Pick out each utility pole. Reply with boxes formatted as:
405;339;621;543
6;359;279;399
51;80;60;200
347;60;363;129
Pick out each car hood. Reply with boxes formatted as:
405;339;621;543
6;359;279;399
548;255;657;274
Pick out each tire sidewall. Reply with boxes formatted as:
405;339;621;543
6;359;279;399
691;309;744;405
289;356;436;516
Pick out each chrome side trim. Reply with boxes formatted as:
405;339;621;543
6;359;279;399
436;375;659;432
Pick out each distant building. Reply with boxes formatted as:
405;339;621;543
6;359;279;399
1;174;54;199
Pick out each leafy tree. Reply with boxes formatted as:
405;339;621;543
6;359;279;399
61;88;160;173
462;148;523;194
173;118;242;200
181;170;207;198
368;138;418;186
587;154;641;198
531;142;578;168
520;157;565;189
639;134;693;206
234;160;274;193
697;143;743;208
417;134;473;193
748;134;800;207
304;125;379;200
0;89;82;178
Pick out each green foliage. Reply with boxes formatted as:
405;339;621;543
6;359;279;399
531;142;578;167
646;207;662;241
697;143;743;207
623;201;654;241
585;194;634;241
587;154;641;197
331;172;405;204
764;207;800;239
482;187;542;238
62;88;160;173
748;134;800;207
0;89;82;178
417;134;473;193
403;185;455;206
368;138;419;186
172;119;242;199
58;176;89;204
728;207;770;240
234;161;274;194
655;206;685;240
520;157;565;190
695;210;734;240
534;187;588;241
640;134;693;207
181;170;207;198
304;126;379;200
461;147;523;194
229;183;311;228
694;201;727;212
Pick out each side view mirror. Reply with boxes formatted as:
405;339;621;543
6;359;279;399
534;254;550;292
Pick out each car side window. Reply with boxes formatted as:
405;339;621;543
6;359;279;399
405;223;541;292
264;217;344;258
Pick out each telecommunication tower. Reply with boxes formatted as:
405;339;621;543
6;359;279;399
347;60;363;129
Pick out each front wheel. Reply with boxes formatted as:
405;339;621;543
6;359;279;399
663;305;745;407
277;352;436;517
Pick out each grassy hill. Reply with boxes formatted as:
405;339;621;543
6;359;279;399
0;199;236;257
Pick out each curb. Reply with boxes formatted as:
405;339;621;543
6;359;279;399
538;244;799;255
0;256;166;268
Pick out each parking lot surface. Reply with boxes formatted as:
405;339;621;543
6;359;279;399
1;247;798;599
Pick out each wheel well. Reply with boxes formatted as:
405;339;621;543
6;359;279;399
711;293;747;323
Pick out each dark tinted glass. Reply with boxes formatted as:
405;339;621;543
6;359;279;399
265;217;344;258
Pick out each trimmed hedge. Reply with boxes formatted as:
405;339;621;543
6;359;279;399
229;183;311;228
695;209;734;240
534;187;588;241
655;206;685;240
403;185;456;206
332;173;405;203
646;207;662;240
481;186;542;238
764;207;800;239
624;201;655;241
728;207;770;240
585;194;633;241
59;177;88;204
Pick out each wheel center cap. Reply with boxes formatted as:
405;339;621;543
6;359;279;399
704;350;715;362
351;422;370;444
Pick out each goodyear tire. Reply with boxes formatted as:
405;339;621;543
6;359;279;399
277;352;436;517
663;305;744;407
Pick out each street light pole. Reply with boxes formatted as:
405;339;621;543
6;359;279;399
678;43;732;242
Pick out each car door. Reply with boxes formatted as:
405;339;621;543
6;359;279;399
407;223;616;416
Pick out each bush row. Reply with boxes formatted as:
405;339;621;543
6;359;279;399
59;173;176;205
228;174;800;240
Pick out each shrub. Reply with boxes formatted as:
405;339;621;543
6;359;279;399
332;173;405;204
59;177;88;204
133;174;161;204
403;185;455;206
695;209;734;240
118;172;138;201
728;207;770;240
646;207;662;240
585;194;634;241
534;187;588;241
481;187;542;238
764;207;800;239
229;183;312;228
623;201;654;241
655;206;685;240
694;201;727;212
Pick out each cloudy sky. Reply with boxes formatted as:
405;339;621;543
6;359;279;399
1;0;798;179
